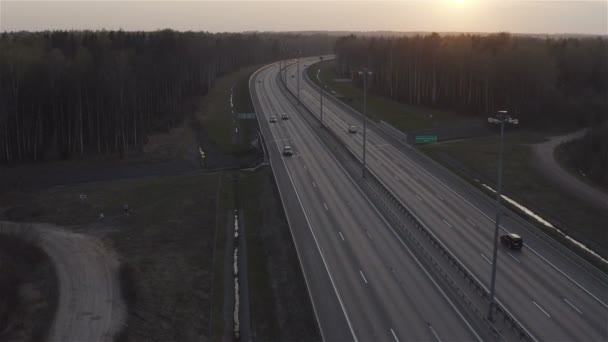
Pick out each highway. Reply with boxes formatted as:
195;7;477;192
251;62;487;341
284;56;608;341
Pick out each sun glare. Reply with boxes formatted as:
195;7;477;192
450;0;467;6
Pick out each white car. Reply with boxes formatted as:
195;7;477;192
283;146;293;156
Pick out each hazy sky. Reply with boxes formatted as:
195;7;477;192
1;1;607;34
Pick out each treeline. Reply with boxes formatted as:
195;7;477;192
0;30;334;163
334;33;608;127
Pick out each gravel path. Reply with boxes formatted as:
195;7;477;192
1;222;126;342
532;129;608;210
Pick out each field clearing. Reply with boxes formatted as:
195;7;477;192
307;60;468;132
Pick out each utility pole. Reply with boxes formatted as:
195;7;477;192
319;70;324;127
297;53;300;105
487;110;518;321
358;68;372;178
319;56;325;127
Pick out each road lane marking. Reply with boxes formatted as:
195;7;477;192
390;328;399;342
261;95;360;342
563;298;583;314
416;194;423;201
436;194;445;201
303;165;307;171
481;253;492;265
392;145;608;310
338;232;345;241
533;301;551;318
291;78;479;341
507;252;521;264
465;218;477;227
394;175;400;181
427;323;441;342
442;219;453;229
359;270;368;284
312;181;316;188
365;230;373;240
323;202;329;211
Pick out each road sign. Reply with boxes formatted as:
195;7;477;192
237;113;256;120
415;136;438;144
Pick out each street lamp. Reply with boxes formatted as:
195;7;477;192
297;51;301;106
318;71;325;128
487;110;518;321
318;55;326;128
358;68;373;178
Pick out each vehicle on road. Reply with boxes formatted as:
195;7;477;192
348;125;358;133
281;113;289;120
291;74;295;78
500;233;523;250
269;116;277;123
283;146;293;156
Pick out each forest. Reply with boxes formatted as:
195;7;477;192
0;30;334;163
334;33;608;127
334;33;608;186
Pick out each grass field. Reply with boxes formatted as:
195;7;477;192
239;170;319;341
422;133;608;266
305;58;608;267
307;60;468;132
196;65;261;155
1;172;225;341
0;62;317;341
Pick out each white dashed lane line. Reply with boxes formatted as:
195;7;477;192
359;270;368;284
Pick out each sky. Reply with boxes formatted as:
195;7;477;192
1;0;607;34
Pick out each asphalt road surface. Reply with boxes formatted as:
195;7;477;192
532;128;608;211
286;56;608;341
251;63;485;341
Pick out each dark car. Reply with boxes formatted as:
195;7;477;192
500;233;523;250
281;113;289;120
283;146;293;156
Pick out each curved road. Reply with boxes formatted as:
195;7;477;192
287;57;608;341
252;63;485;341
532;129;608;210
1;221;125;342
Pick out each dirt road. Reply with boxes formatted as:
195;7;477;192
532;129;608;210
1;221;125;342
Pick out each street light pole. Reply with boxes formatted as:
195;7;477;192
358;68;372;178
319;75;324;127
487;110;518;321
297;54;300;105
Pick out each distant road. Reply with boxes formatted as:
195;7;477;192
289;56;608;341
532;129;608;210
251;62;484;341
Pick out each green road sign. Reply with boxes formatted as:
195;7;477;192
415;136;438;144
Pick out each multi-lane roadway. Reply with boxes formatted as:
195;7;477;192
251;62;487;341
281;56;608;341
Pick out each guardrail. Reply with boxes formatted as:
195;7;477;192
305;59;608;287
374;113;608;286
379;120;408;144
284;68;535;342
